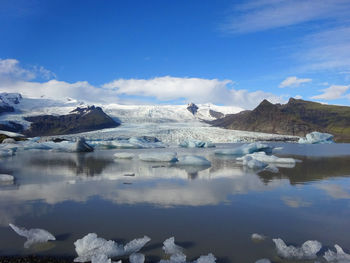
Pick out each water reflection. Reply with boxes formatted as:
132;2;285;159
0;145;350;261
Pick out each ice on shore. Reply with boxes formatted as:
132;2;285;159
160;237;216;263
163;237;184;255
251;233;266;242
323;244;350;262
272;238;322;260
214;143;273;156
139;152;178;162
255;259;271;263
0;174;14;182
129;253;145;263
91;254;121;263
177;155;211;166
179;139;215;148
2;138;17;144
74;233;150;262
114;152;135;159
298;132;334;144
9;223;56;248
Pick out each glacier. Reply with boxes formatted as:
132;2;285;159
179;139;215;148
9;223;56;248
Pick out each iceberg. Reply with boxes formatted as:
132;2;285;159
255;259;271;263
0;148;15;158
298;132;334;144
160;237;216;263
179;139;215;148
139;152;178;162
272;238;322;260
1;138;17;144
74;233;150;262
0;174;14;182
129;253;145;263
75;137;94;152
237;152;296;165
163;237;184;255
114;152;135;159
91;254;121;263
214;142;273;156
9;223;56;248
323;244;350;262
177;155;211;166
251;233;266;241
92;137;166;149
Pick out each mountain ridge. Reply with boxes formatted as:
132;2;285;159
211;98;350;142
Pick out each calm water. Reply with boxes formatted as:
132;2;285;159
1;143;350;262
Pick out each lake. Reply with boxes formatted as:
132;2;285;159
0;143;350;262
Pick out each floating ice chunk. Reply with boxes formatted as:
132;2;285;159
214;142;273;156
255;259;271;263
324;244;350;262
129;253;145;263
177;155;211;166
272;238;322;260
194;253;216;263
298;132;334;144
9;223;56;248
75;137;94;152
179;140;215;148
91;254;118;263
74;233;150;262
163;237;184;255
251;233;266;241
139;152;178;162
245;157;268;169
0;148;15;158
0;174;14;182
237;152;296;165
2;138;17;144
114;152;135;159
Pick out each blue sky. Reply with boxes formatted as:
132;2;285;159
0;0;350;108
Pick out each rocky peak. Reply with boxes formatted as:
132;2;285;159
187;102;199;115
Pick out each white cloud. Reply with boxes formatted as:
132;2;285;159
279;76;312;88
311;85;350;100
224;0;350;33
0;58;55;81
103;76;284;108
0;59;285;109
297;26;350;72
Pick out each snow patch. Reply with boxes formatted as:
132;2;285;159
9;223;56;248
251;233;266;242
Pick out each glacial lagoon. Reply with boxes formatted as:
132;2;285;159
1;143;350;262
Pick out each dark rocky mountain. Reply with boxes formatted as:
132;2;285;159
187;103;199;115
24;105;120;137
211;98;350;142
